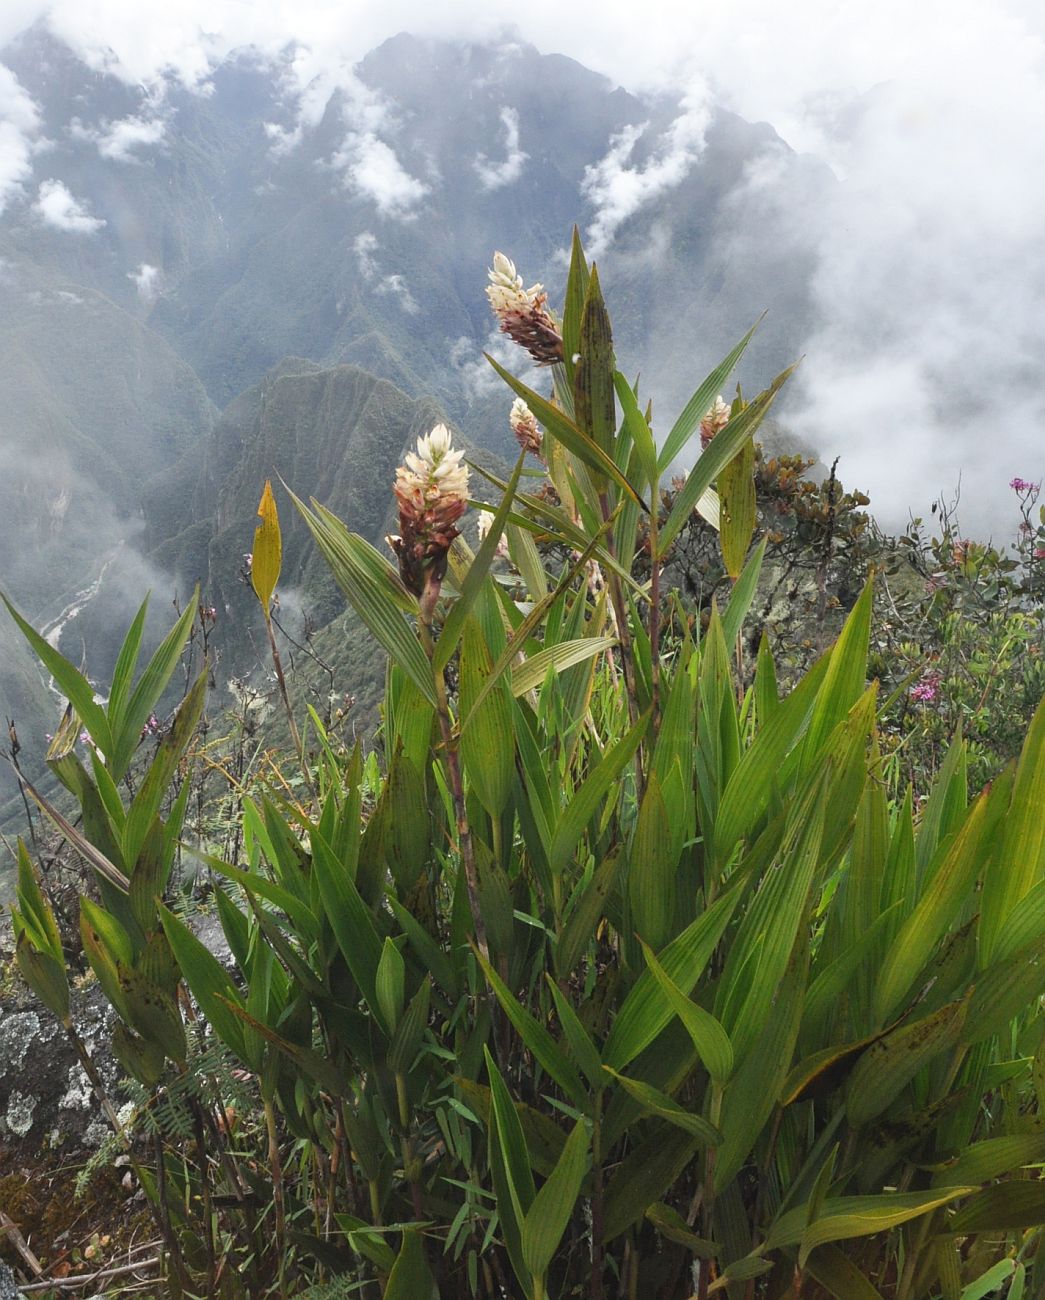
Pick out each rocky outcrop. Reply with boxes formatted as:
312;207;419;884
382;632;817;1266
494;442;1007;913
0;971;121;1159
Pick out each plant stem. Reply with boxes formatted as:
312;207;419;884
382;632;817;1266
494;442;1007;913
264;1094;287;1283
264;615;317;808
590;1097;605;1300
649;500;662;739
418;617;490;962
599;492;646;800
64;1025;183;1270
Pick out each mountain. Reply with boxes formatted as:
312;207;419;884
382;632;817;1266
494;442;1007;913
0;23;829;819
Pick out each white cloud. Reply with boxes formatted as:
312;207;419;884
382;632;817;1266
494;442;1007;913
71;113;166;161
451;330;540;401
474;106;527;190
0;65;41;212
128;262;160;301
375;272;418;313
353;230;378;279
582;94;710;256
33;179;105;233
2;0;1043;525
333;131;428;217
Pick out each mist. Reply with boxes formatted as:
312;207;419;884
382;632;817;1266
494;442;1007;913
1;0;1042;534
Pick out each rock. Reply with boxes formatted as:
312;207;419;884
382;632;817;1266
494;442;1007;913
0;1261;19;1299
0;977;118;1156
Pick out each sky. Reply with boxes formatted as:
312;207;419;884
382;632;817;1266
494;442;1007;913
1;0;1044;533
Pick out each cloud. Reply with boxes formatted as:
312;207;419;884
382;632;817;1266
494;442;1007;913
375;273;418;313
2;0;1043;527
474;106;527;190
582;94;710;256
71;113;166;161
128;262;160;301
33;179;105;233
353;230;378;279
701;3;1045;532
0;65;41;212
451;330;539;401
332;131;428;216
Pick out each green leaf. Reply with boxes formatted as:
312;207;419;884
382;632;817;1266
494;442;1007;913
475;949;586;1106
614;371;658;492
799;579;873;769
511;636;617;697
117;962;186;1063
718;433;756;579
658;319;762;471
545;976;604;1089
106;596;148;740
930;1133;1045;1188
573;265;616;464
388;897;458;998
113;598;197;780
644;1203;717;1256
548;709;649;881
435;450;526;671
721;536;767;646
485;1049;536;1223
506;521;548;602
713;652;829;864
114;595;197;780
959;1261;1018;1300
185;847;320;941
628;773;676;951
980;694;1045;965
802;1245;887;1299
310;830;384;1025
554;851;619;978
715;931;807;1190
485;353;647;509
388;976;431;1074
948;1180;1045;1233
15;840;63;961
14;933;70;1022
459;521;617;734
251;480;282;616
158;903;248;1063
601;1127;700;1242
874;782;1003;1024
521;1118;590;1280
384;1229;436;1300
658;363;794;555
292;494;436;707
765;1187;974;1250
459;616;514;819
122;668;206;873
640;940;733;1084
963;928;1045;1045
2;593;112;754
602;1068;722;1145
561;226;590;386
603;883;741;1071
707;1256;774;1293
847;999;969;1127
375;936;406;1036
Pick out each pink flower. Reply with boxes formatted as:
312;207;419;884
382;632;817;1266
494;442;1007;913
1010;477;1040;494
699;397;731;449
486;252;563;365
910;672;942;704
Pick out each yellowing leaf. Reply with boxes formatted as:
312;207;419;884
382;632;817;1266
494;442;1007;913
251;480;282;617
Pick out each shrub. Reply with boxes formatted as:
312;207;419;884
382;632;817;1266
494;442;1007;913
8;233;1045;1299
